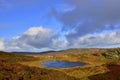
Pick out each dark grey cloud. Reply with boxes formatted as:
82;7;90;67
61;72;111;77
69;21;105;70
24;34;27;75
47;0;120;48
50;0;120;36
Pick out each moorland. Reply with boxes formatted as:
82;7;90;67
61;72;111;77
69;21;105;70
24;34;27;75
1;48;120;80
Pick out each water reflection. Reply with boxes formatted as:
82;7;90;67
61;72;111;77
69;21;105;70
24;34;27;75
43;60;87;68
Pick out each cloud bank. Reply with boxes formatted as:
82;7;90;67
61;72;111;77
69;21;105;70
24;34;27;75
1;26;120;52
67;30;120;48
5;27;67;51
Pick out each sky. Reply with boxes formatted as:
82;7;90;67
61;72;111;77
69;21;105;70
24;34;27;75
0;0;120;52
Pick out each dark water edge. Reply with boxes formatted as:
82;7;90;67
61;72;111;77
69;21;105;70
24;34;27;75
43;60;87;68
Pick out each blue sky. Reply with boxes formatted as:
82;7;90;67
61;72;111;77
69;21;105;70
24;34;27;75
0;0;120;52
0;0;62;38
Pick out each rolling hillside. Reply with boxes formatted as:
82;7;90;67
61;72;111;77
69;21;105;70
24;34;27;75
0;51;79;80
1;48;120;80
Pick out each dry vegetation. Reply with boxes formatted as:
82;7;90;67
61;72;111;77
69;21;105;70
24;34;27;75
0;51;79;80
1;48;120;80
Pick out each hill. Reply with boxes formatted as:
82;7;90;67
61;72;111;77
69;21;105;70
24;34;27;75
0;51;79;80
1;48;120;80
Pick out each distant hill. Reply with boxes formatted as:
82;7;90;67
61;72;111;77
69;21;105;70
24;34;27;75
12;48;120;55
12;50;57;55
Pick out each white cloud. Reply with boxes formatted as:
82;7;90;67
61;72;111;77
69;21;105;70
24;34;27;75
1;26;120;52
0;39;5;51
67;30;120;48
6;26;67;51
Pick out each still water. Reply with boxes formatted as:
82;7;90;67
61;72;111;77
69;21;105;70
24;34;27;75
43;60;87;68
